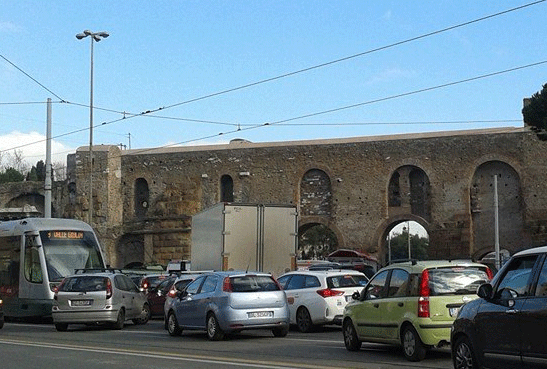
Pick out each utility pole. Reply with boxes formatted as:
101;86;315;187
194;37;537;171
44;98;52;218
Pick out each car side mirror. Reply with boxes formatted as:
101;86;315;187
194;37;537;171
477;283;493;299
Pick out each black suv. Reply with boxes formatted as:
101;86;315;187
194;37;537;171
451;246;547;369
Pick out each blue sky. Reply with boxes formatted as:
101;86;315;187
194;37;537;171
1;1;546;166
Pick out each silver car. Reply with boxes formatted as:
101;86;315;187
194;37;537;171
165;271;289;340
52;270;150;331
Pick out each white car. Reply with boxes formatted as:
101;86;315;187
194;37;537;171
277;269;368;332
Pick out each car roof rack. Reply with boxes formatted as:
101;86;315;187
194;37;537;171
387;259;419;266
74;268;124;274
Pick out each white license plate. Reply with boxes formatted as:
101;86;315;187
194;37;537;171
248;311;273;318
71;300;92;307
449;307;460;317
345;295;353;302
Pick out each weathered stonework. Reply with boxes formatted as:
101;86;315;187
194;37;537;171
2;127;547;267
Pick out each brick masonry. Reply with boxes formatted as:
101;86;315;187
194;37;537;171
2;127;547;267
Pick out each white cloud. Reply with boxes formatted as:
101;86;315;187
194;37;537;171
0;131;74;167
0;21;22;33
366;67;416;85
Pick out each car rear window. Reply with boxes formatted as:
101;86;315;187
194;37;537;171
327;274;369;288
230;275;280;292
59;276;107;292
428;267;490;296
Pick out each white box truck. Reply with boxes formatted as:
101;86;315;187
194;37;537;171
191;203;298;277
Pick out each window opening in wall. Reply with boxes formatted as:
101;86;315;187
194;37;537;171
221;175;234;202
135;178;149;219
300;169;332;216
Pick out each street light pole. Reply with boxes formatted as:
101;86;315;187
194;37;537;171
76;30;109;225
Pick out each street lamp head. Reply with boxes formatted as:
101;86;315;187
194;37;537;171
83;29;92;36
97;32;109;38
76;33;86;40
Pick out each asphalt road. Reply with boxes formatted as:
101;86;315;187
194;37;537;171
0;319;453;369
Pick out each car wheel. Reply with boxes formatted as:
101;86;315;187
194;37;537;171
296;307;314;333
343;319;361;351
55;323;68;332
272;326;289;337
112;309;125;330
132;303;150;325
206;313;225;341
453;336;480;369
167;312;182;336
401;325;427;361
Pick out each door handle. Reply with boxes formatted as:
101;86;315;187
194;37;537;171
506;309;519;314
373;303;379;308
398;302;404;307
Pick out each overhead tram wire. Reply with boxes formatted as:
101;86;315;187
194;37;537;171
2;1;544;138
0;54;66;102
2;58;545;159
8;0;537;130
87;0;547;120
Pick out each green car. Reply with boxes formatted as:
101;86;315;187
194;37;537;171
342;260;493;361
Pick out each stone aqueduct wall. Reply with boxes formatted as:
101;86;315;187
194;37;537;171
2;127;547;267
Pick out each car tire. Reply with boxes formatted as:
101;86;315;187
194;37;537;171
112;309;125;330
167;312;182;336
296;307;314;333
55;323;68;332
206;313;225;341
401;325;427;362
272;326;289;337
343;319;361;351
132;303;150;325
453;335;480;369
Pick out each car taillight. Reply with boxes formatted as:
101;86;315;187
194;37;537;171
418;269;430;317
419;269;430;297
316;288;344;298
486;267;494;280
142;280;149;290
418;296;430;318
167;286;178;298
222;277;233;292
106;278;113;299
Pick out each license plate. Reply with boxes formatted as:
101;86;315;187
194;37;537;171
248;311;273;318
449;307;460;317
71;300;92;307
345;295;353;302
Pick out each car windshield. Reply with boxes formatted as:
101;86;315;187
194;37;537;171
40;231;104;282
59;276;107;292
428;267;490;296
230;275;280;292
327;274;369;288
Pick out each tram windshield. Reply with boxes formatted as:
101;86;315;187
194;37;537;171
40;230;104;282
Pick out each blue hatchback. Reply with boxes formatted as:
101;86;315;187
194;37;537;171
165;271;289;340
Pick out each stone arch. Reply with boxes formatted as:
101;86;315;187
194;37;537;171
134;178;149;219
6;193;45;216
374;214;430;265
220;174;234;202
470;160;526;255
115;234;144;268
387;165;431;221
297;220;342;259
300;169;332;216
